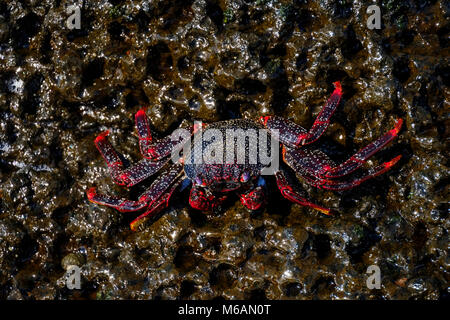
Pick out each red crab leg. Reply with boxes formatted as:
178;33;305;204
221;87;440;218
189;185;227;211
320;155;402;191
298;81;342;146
324;119;403;178
135;109;153;158
135;109;153;142
135;108;190;160
260;82;342;148
94;130;125;184
120;158;169;187
142;135;188;160
282;145;337;177
259;115;307;148
87;163;184;228
86;187;147;212
240;186;266;210
137;163;184;203
128;162;183;230
94;130;170;187
129;176;183;231
275;171;332;216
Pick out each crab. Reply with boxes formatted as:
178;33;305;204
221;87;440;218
87;82;403;231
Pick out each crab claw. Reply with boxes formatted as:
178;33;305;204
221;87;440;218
324;118;404;178
86;187;97;201
94;130;110;143
240;186;266;211
94;129;124;173
189;186;226;211
332;81;342;95
275;171;333;216
259;116;271;126
135;108;152;143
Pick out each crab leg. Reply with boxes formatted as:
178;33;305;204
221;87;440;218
299;81;342;146
281;119;403;183
128;162;183;230
142;135;188;160
87;187;147;212
135;109;153;158
260;82;342;148
135;109;153;142
94;130;125;184
319;155;402;191
86;160;179;211
94;130;170;186
239;177;267;210
189;185;227;211
324;119;403;178
275;170;332;216
240;186;266;210
282;146;337;178
129;176;183;231
137;163;184;203
87;163;184;228
259;115;307;148
120;158;169;187
135;108;190;160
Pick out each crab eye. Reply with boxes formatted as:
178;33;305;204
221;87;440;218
240;172;250;183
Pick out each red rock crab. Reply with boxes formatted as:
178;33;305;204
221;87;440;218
87;82;403;230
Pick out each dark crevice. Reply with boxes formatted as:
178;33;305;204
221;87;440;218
283;282;302;297
81;58;105;88
346;227;381;264
11;12;41;49
39;32;52;64
179;280;196;299
206;0;224;32
15;234;39;269
296;49;308;71
246;288;266;300
313;234;332;260
146;42;173;82
234;78;267;95
412;222;428;252
311;276;335;294
133;10;151;32
341;25;363;59
174;246;197;271
393;56;411;83
108;21;129;41
22;74;44;115
209;263;236;289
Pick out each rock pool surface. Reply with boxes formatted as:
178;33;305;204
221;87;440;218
0;0;448;299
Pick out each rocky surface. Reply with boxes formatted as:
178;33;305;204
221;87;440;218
0;0;448;299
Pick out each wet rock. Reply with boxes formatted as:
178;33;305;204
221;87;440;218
61;253;85;270
0;0;447;300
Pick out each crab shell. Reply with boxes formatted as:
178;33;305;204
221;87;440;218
183;119;271;193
